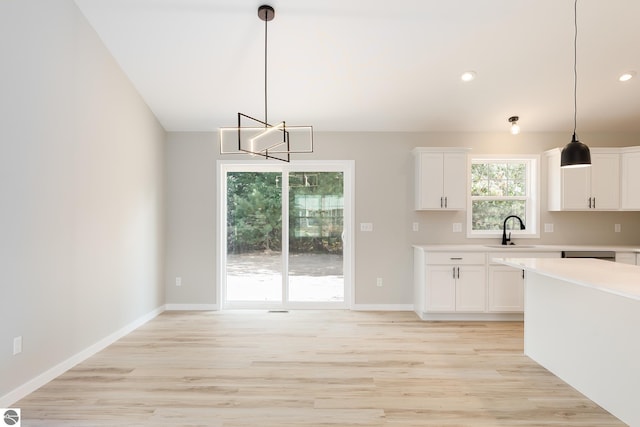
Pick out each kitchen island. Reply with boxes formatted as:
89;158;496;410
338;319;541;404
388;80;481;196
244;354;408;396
497;257;640;427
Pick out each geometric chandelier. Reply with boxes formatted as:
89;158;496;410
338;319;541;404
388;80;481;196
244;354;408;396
219;5;313;162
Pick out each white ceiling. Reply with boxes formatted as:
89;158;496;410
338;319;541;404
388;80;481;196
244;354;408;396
74;0;640;133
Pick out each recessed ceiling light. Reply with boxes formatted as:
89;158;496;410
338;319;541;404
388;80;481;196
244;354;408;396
461;71;477;82
619;71;636;82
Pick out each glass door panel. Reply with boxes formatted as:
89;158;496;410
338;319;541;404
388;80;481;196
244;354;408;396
288;172;344;302
225;171;283;302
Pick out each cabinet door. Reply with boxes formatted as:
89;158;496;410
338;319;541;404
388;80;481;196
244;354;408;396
488;266;524;312
561;166;590;210
590;153;620;210
621;151;640;209
442;152;468;209
416;153;444;209
455;266;486;312
425;266;456;312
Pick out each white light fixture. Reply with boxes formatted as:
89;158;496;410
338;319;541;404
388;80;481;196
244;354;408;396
508;116;520;135
461;71;477;82
619;71;636;82
560;0;591;168
219;5;313;162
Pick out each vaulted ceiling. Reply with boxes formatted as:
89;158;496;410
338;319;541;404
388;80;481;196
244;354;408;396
74;0;640;133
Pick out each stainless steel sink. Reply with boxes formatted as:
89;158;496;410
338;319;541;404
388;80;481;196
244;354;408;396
484;245;537;249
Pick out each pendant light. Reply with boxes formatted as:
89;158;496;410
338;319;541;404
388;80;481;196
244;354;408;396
561;0;591;168
219;5;313;162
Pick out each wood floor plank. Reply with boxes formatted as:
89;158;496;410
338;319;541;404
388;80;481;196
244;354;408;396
15;310;625;426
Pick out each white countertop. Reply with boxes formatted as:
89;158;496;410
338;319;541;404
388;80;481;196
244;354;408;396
496;257;640;301
413;244;640;253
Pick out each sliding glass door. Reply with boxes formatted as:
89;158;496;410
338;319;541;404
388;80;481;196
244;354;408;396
288;171;344;302
225;171;283;302
219;161;353;309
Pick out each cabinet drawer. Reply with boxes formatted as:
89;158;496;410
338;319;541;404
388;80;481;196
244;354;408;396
488;251;561;264
426;252;485;265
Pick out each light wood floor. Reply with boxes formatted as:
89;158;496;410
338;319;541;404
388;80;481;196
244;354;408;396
16;310;624;426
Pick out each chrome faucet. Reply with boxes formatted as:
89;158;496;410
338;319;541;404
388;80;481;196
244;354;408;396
502;215;525;245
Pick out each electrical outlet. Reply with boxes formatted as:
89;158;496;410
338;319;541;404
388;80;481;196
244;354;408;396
376;278;383;287
176;277;182;287
13;336;22;355
360;223;373;232
615;224;621;233
412;222;419;231
452;223;462;233
544;223;554;233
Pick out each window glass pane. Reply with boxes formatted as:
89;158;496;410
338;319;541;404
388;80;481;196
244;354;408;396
470;164;488;196
289;172;344;302
472;162;529;197
471;200;526;231
507;164;526;196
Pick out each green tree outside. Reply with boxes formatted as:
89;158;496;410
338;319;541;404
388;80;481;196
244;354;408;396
226;172;344;255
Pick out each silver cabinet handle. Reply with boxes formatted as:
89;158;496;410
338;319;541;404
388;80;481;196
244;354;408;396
440;197;443;208
588;197;592;208
593;197;596;209
452;267;456;279
450;257;463;260
445;196;448;208
457;267;460;279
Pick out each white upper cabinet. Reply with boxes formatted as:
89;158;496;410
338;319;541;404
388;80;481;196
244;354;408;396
413;148;470;210
621;147;640;210
546;148;620;211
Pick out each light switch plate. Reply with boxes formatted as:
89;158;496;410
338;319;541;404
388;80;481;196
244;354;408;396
13;336;22;355
412;222;419;232
615;224;621;233
452;223;462;233
544;223;554;233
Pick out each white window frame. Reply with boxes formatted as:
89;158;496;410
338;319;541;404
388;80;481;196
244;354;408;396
466;154;540;239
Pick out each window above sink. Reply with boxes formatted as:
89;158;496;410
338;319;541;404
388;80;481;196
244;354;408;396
467;154;540;240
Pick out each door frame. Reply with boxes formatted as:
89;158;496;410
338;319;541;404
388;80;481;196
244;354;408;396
216;160;355;309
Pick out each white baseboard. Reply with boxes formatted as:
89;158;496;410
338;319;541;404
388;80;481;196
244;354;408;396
351;304;414;311
416;312;524;321
0;305;165;407
164;304;219;311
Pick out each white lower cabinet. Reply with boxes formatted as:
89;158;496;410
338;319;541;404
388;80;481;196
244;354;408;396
424;252;486;313
455;266;486;312
414;247;562;319
615;252;636;265
487;251;561;313
426;265;486;312
488;266;524;312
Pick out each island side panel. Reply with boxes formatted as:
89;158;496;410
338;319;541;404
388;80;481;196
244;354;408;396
524;271;640;427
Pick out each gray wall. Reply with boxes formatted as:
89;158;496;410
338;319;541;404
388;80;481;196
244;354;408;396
0;0;165;400
165;131;640;307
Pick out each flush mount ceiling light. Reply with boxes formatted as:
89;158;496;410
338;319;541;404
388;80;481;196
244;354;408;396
219;5;313;162
619;71;636;82
561;0;591;168
461;71;477;82
508;116;520;135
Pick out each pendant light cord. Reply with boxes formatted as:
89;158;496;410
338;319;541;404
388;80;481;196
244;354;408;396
264;8;269;126
573;0;578;138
